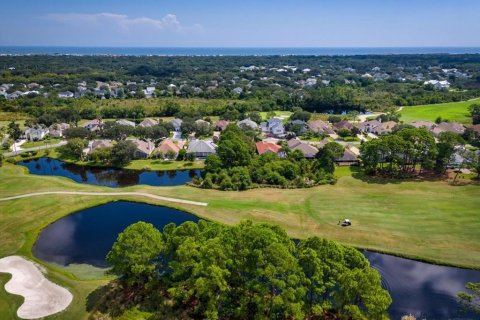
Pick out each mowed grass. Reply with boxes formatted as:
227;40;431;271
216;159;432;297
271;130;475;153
21;138;62;149
0;163;479;318
400;99;478;124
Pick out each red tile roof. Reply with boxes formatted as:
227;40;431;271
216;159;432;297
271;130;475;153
256;141;282;155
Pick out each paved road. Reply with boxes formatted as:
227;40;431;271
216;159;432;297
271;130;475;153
3;141;67;158
0;191;208;207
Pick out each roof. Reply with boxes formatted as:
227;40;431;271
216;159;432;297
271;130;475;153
436;122;465;134
130;139;155;155
411;120;435;129
471;124;480;134
333;120;354;131
215;120;230;130
116;119;136;127
288;140;319;157
187;140;217;153
337;149;359;162
307;120;334;134
139;118;158;127
256;141;282;155
237;118;258;129
88;140;113;154
170;118;183;127
154;139;185;154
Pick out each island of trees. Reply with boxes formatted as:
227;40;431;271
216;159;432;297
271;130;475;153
99;220;391;320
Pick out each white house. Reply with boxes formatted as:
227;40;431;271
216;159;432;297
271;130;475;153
260;118;285;137
58;91;74;98
424;80;450;90
24;126;49;141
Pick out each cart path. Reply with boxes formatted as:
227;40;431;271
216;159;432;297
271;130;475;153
0;191;208;206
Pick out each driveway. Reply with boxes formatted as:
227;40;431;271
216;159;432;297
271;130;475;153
4;141;67;158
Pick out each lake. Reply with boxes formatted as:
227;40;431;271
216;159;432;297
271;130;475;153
17;157;201;187
33;201;480;319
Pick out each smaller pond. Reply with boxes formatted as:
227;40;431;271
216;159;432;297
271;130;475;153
33;201;199;267
17;157;202;187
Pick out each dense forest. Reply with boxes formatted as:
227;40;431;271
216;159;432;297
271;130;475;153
97;220;391;320
1;54;480;120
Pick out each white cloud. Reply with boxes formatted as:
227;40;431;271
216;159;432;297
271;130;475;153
45;12;202;34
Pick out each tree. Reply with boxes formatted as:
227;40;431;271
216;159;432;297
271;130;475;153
458;282;480;314
57;138;87;160
469;103;480;125
290;110;311;122
435;132;464;173
337;128;351;138
316;142;344;173
216;125;254;168
7;121;22;141
63;127;91;140
111;140;136;166
106;222;163;287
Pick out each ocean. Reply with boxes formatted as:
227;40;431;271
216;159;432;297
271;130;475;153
1;46;480;56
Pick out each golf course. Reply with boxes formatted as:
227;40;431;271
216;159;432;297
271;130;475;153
399;99;479;124
0;163;479;319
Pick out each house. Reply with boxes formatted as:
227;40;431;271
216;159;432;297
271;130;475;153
153;139;185;158
48;123;70;138
411;121;435;130
143;86;156;98
187;140;217;158
214;120;230;131
24;126;49;141
336;149;359;165
424;80;450;90
431;122;465;136
83;119;103;132
138;118;159;128
237;118;258;130
58;91;74;98
471;124;480;134
333;120;354;132
371;121;397;135
130;139;155;159
287;120;308;135
233;87;243;95
256;141;285;157
357;120;381;133
260;118;285;137
85;139;113;155
170;118;183;132
116;119;136;127
307;120;334;134
287;139;319;158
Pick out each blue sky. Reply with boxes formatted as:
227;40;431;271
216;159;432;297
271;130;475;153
1;0;479;47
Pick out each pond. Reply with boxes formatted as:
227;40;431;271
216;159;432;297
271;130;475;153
17;157;202;187
33;201;480;319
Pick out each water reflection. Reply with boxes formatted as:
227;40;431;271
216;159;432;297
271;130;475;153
364;251;480;319
17;157;202;187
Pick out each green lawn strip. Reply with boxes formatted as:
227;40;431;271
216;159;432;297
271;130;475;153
0;273;23;320
21;138;62;149
400;99;478;124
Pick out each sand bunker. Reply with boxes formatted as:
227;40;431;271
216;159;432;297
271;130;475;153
0;256;73;319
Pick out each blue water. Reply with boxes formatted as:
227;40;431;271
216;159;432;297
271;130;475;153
33;201;480;319
17;157;201;187
1;46;480;56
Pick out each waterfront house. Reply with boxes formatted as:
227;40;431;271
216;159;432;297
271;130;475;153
187;140;217;158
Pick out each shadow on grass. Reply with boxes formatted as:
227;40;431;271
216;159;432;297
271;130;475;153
349;166;454;185
86;280;184;320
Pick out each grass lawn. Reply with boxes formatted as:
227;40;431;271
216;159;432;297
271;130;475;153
399;99;478;124
21;138;62;149
260;111;293;120
0;164;479;318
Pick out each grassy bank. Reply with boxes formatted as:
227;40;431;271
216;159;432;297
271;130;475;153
400;99;478;124
0;164;479;318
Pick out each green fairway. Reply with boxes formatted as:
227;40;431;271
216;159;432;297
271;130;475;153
0;163;479;318
399;99;478;124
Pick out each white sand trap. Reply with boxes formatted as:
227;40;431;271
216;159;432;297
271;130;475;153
0;256;73;319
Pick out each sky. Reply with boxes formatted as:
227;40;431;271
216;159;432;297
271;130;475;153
0;0;479;47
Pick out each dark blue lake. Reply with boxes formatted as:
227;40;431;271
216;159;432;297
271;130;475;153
33;201;480;320
17;157;201;187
